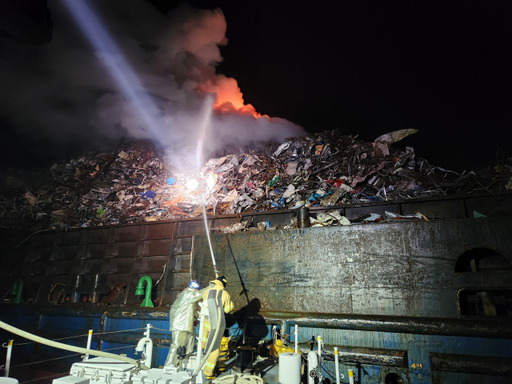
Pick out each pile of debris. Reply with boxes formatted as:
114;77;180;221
1;130;511;231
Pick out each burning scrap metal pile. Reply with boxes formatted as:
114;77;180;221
1;129;511;230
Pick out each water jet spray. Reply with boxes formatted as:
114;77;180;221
195;95;219;277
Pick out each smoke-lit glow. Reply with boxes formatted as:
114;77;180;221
1;1;306;177
60;0;167;144
200;76;267;119
185;178;200;191
195;95;215;171
206;172;217;191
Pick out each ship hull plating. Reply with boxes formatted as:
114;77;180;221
1;195;511;383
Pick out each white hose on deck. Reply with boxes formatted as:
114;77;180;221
0;320;149;370
213;374;263;383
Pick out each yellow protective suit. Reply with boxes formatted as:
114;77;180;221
201;279;234;377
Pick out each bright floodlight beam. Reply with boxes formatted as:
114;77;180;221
60;0;166;144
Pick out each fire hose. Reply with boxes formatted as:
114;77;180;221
192;302;223;378
212;374;263;384
0;320;149;370
202;204;219;278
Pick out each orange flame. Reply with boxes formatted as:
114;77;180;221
200;75;268;119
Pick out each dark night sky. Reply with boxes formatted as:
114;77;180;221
207;0;512;170
1;0;511;183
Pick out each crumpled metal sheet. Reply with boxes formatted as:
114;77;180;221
1;131;510;231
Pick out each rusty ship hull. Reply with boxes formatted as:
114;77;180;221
1;193;512;383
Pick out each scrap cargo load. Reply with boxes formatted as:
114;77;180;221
1;129;511;231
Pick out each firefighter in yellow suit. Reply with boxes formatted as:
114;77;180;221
202;275;234;379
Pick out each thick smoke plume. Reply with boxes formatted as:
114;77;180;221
0;0;305;173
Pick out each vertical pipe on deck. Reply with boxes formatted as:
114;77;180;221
85;330;93;360
348;369;355;384
317;336;323;382
334;347;340;384
3;340;13;377
295;324;298;354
